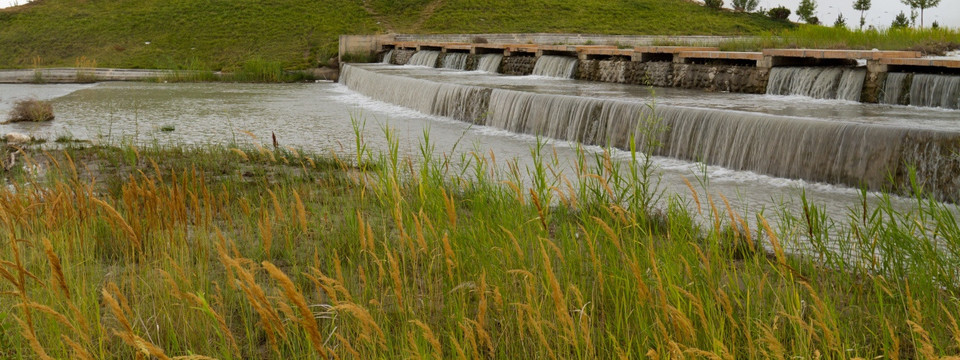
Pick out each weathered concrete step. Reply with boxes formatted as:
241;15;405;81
763;49;922;61
881;58;960;69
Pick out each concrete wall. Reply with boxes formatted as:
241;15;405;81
339;34;398;62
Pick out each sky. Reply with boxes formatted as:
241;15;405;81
0;0;957;28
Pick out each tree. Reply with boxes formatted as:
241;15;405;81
768;6;791;20
732;0;759;12
834;13;847;28
891;11;910;28
932;21;940;29
900;0;942;28
853;0;871;30
704;0;724;9
797;0;818;24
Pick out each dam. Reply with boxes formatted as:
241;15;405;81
338;36;960;202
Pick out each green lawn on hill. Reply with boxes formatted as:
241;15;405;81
0;0;791;71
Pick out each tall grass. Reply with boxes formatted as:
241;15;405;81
0;122;958;358
720;26;960;53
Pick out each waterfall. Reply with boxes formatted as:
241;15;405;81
532;55;578;78
381;50;394;64
767;67;867;101
880;73;960;109
441;53;470;70
340;64;960;202
910;74;960;110
476;54;504;73
881;72;911;105
407;51;441;67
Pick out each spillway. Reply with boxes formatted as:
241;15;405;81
476;54;504;73
767;67;867;101
532;55;578;78
341;64;960;202
381;50;394;64
881;73;960;109
407;50;441;67
441;53;470;70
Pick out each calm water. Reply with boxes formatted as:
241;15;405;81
1;75;955;242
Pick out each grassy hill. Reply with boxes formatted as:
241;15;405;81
0;0;791;71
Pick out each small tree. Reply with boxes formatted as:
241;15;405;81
891;11;910;28
704;0;724;9
834;14;847;28
853;0;871;30
931;21;939;29
768;6;791;20
797;0;818;24
900;0;942;28
732;0;760;12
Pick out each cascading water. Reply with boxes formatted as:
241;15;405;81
881;72;911;105
910;74;960;109
407;51;441;67
381;50;394;64
767;67;867;101
881;73;960;109
532;55;578;78
340;64;960;202
441;53;470;70
476;54;504;73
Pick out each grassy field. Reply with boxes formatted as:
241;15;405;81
0;0;791;71
1;122;959;358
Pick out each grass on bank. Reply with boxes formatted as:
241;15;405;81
718;26;960;54
0;0;789;71
1;120;959;358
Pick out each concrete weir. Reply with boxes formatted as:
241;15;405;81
344;34;960;109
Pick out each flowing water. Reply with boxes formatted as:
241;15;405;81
406;50;441;67
881;73;960;109
342;64;960;202
767;67;867;101
532;55;578;78
476;54;504;73
2;64;959;247
910;74;960;109
381;50;394;64
441;53;470;70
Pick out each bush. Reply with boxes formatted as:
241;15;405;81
731;0;759;12
768;6;791;20
6;98;54;123
704;0;723;9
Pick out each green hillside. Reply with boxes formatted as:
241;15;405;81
0;0;791;71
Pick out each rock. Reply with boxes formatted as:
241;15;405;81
4;132;31;144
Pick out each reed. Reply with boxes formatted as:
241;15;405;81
0;132;958;359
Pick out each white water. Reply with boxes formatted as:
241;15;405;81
407;51;441;67
341;64;960;202
881;72;910;105
532;55;578;78
441;53;470;70
910;74;960;109
476;54;503;73
381;50;394;64
881;73;960;109
767;67;867;101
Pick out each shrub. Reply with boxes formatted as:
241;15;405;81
891;12;910;29
6;98;54;123
768;6;791;20
732;0;759;12
704;0;724;9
